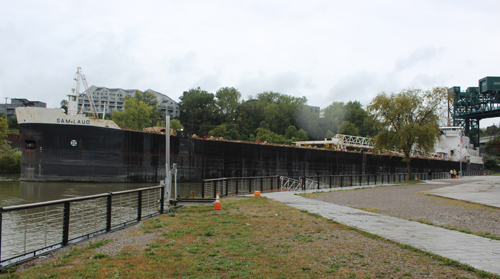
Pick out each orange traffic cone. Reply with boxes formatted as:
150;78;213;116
214;193;221;210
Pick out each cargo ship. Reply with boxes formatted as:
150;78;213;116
15;68;482;182
16;105;483;182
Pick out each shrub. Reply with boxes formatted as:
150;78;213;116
0;147;21;174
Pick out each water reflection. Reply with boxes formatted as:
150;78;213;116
0;175;203;207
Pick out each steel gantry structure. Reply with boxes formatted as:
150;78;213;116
450;76;500;148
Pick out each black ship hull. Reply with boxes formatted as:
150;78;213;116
19;123;483;182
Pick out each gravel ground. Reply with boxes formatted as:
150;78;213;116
312;181;500;237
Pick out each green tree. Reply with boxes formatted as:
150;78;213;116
170;119;184;131
255;127;287;144
208;124;228;138
484;157;500;171
484;137;500;156
338;121;359;136
326;130;335;138
178;87;217;135
0;117;7;147
0;114;18;133
0;117;21;174
235;99;266;139
345;101;374;136
484;125;500;138
257;91;306;135
112;98;153;130
233;92;307;139
216;87;241;124
0;146;21;174
296;100;372;140
131;90;159;107
130;90;162;125
367;87;447;179
284;125;308;141
0;148;22;174
228;128;240;140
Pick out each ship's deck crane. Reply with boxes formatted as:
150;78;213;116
294;132;470;162
73;67;99;118
295;134;375;150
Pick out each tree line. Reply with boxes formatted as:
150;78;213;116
176;87;376;142
106;87;376;143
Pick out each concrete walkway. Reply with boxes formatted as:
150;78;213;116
423;176;500;208
262;176;500;275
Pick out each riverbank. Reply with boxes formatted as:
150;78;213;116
8;194;498;278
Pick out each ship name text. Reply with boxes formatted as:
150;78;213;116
56;118;91;125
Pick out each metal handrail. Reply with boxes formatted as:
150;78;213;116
203;175;279;182
202;171;484;197
0;185;165;267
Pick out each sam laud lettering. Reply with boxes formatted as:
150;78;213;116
56;118;91;125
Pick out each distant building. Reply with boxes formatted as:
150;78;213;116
76;86;180;118
308;105;320;116
1;98;46;118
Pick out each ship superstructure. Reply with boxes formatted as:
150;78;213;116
434;127;482;164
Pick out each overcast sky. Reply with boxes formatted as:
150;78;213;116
1;0;500;126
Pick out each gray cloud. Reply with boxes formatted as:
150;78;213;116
2;1;500;111
237;71;313;99
325;46;449;107
192;74;222;93
327;71;385;105
395;46;444;72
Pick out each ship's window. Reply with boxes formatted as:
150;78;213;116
25;140;36;150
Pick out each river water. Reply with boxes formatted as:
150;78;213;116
0;174;202;207
0;174;202;263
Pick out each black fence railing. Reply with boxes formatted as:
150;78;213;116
202;175;281;198
0;185;165;266
304;171;458;189
202;171;484;198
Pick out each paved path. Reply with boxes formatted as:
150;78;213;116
423;176;500;208
262;177;500;275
